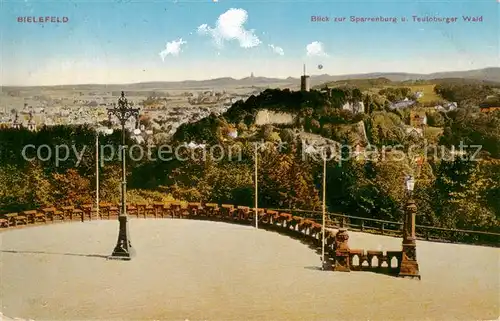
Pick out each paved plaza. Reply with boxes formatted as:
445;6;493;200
1;219;499;320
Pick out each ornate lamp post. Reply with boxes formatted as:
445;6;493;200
107;91;140;260
398;175;421;279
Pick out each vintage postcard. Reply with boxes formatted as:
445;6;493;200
0;0;499;320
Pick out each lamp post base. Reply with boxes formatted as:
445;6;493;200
108;215;134;261
398;243;420;280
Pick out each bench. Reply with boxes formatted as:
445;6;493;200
170;202;182;218
71;208;84;221
152;203;165;218
220;204;234;220
42;207;56;222
136;203;147;218
60;206;75;220
5;213;28;226
127;204;138;218
0;217;9;228
99;203;111;219
109;205;119;218
187;202;202;217
23;210;39;224
81;204;94;220
204;203;219;217
145;204;155;218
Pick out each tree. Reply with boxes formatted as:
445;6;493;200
426;111;445;127
51;168;92;206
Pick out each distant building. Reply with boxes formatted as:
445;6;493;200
435;102;457;112
410;111;427;127
415;91;424;99
11;112;21;129
390;100;416;110
405;126;423;137
342;101;365;114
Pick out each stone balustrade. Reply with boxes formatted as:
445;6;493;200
0;201;406;277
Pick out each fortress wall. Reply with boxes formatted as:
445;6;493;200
254;109;295;126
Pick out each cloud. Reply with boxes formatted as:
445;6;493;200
197;8;261;48
159;38;187;60
306;41;328;57
268;44;284;56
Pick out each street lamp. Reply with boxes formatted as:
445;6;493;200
304;143;333;270
95;126;114;221
320;147;332;270
253;140;281;229
254;142;260;229
405;175;415;198
399;174;420;279
107;91;140;261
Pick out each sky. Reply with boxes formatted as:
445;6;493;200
1;0;498;86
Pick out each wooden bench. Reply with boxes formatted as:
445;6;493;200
170;202;182;218
204;203;219;217
5;213;28;226
127;204;138;218
53;209;64;221
81;204;94;220
136;203;147;218
188;202;202;216
61;206;75;220
23;210;39;224
145;204;155;218
163;203;172;217
99;203;111;219
220;204;234;220
71;208;84;221
109;205;119;218
236;206;250;220
41;207;55;220
34;211;47;224
153;202;164;218
0;217;9;228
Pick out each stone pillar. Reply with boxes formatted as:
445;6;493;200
398;199;421;279
333;228;350;272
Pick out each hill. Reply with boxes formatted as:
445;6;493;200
2;68;499;91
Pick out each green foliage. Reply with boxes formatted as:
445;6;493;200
366;111;405;145
378;87;412;102
440;109;500;158
0;162;53;213
434;83;494;106
259;151;320;210
426;111;445;127
279;128;295;143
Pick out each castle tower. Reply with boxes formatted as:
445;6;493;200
300;64;310;92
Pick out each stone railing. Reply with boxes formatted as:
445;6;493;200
266;208;500;248
0;201;412;277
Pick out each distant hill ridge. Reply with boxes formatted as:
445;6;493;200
2;67;499;89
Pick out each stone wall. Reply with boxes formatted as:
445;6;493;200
254;109;295;126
